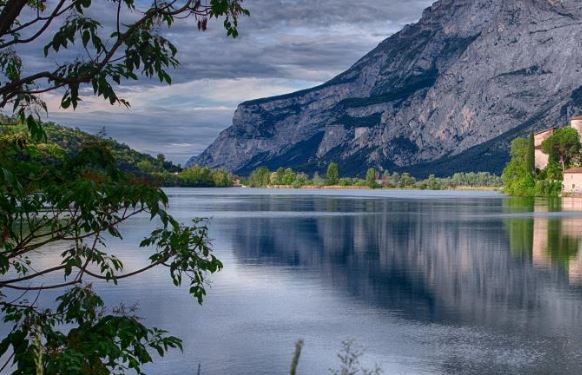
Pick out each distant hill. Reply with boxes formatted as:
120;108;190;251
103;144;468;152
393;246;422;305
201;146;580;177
43;123;181;173
0;119;180;174
192;0;582;177
0;119;236;187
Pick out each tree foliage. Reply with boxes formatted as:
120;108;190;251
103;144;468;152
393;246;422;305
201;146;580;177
365;168;377;188
0;128;223;373
527;132;535;174
502;137;536;196
503;135;563;197
1;118;181;174
541;127;581;172
247;166;270;188
0;1;248;372
0;0;249;138
163;165;232;187
2;108;234;190
244;166;502;190
326;163;339;186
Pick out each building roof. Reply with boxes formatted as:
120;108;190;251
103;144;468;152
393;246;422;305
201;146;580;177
534;127;555;135
572;115;582;121
564;167;582;174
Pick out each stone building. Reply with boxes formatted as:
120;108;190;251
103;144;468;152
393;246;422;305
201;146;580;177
563;168;582;194
571;115;582;135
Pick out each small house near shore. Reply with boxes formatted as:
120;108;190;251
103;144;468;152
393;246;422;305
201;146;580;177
534;116;582;195
563;168;582;194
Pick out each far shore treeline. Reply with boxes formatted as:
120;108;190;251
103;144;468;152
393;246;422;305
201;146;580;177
0;118;502;190
243;164;502;190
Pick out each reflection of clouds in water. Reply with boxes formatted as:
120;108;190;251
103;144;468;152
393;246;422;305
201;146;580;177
8;191;582;374
218;193;582;373
176;211;380;219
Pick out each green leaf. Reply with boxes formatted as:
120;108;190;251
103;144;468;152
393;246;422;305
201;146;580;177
82;30;90;47
25;115;47;142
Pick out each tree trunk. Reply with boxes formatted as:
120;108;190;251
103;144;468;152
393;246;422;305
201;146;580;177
0;0;28;37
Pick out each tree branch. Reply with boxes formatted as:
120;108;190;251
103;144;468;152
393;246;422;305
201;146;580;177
0;280;80;291
0;0;208;100
82;255;170;281
7;1;72;35
0;265;67;285
0;0;70;49
0;0;28;37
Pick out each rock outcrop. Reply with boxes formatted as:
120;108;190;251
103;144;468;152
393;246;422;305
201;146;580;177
191;0;582;177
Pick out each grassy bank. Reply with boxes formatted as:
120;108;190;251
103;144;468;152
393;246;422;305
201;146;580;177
259;184;501;192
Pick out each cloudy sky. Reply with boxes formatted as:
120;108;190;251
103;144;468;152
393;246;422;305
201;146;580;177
38;0;434;164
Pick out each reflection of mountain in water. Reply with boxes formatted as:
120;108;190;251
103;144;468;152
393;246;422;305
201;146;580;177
226;196;582;337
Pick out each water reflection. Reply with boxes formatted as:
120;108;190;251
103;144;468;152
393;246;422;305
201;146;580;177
8;189;582;374
505;197;582;285
201;192;582;373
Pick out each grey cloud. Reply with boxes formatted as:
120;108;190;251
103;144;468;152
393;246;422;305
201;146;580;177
16;1;433;83
46;109;233;164
166;0;434;83
15;1;434;162
244;0;434;28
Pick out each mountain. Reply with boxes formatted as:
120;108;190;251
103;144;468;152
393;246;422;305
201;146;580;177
190;0;582;177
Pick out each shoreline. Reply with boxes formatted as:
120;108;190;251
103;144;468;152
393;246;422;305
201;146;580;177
255;185;501;192
164;185;503;193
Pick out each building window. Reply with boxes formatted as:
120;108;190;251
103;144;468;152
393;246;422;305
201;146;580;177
573;184;576;189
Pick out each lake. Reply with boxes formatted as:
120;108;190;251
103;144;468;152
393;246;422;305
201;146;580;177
6;188;582;374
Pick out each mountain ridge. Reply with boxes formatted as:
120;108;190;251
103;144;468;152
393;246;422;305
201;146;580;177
190;0;582;177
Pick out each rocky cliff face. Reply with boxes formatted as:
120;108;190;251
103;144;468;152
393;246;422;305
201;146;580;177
191;0;582;177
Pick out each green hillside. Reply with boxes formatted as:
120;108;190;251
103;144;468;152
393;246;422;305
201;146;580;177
0;117;178;173
44;123;181;173
0;117;233;187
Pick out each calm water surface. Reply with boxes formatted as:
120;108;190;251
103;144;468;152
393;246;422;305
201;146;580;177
8;188;582;374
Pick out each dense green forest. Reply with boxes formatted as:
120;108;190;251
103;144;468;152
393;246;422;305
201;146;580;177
0;116;178;171
0;117;233;188
45;124;182;174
